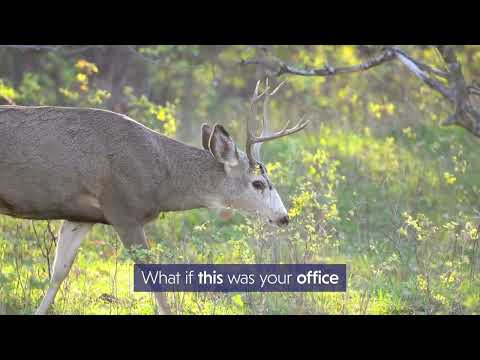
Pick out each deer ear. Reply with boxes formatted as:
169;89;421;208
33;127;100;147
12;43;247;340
208;124;239;168
201;123;213;151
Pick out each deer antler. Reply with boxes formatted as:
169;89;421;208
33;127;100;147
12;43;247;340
246;78;310;167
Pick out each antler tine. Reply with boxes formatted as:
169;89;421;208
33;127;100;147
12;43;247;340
251;79;268;104
249;80;268;131
249;81;263;134
270;80;286;96
253;79;261;100
247;80;267;166
260;79;287;138
258;78;285;138
260;80;271;138
251;114;311;144
248;80;260;133
246;79;309;168
279;118;291;133
259;79;301;140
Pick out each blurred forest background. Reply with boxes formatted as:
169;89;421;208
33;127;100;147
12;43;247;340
0;45;479;315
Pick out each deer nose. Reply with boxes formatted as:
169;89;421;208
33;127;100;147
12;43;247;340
277;215;290;227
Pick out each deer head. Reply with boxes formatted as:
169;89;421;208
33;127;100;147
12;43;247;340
201;79;310;227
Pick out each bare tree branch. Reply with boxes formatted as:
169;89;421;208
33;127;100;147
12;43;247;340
241;48;397;77
468;84;480;97
434;45;480;135
241;45;480;138
392;47;449;78
0;45;61;51
0;45;102;55
393;48;452;102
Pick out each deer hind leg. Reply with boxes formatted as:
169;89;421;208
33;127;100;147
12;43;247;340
112;224;172;315
35;221;93;315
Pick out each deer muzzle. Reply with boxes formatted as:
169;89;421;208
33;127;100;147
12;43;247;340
276;215;290;227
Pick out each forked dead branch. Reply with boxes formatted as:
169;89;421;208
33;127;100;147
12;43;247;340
241;45;480;138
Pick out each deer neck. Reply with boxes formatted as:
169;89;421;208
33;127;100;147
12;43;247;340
156;138;228;211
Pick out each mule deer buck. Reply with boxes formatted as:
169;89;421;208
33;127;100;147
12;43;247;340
0;79;309;315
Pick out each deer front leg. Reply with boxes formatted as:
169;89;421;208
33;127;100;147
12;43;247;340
36;221;93;315
112;224;172;315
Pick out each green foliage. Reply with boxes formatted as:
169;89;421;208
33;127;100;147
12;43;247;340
0;78;17;103
18;73;51;105
123;86;178;137
59;59;111;107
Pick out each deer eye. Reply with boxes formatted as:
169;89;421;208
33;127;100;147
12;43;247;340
252;180;266;191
